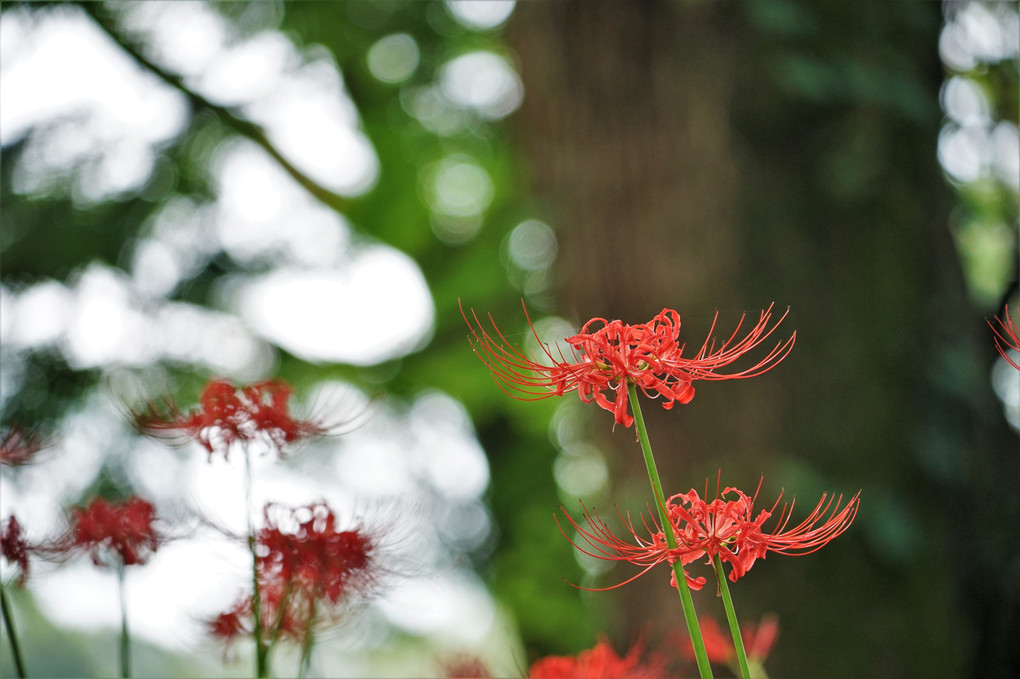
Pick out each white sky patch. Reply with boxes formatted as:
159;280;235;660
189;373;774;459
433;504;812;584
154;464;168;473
940;76;991;127
236;249;434;366
378;571;497;644
129;195;220;300
444;0;516;31
62;265;159;368
940;2;1019;71
4;265;273;377
196;30;297;107
409;392;489;501
246;57;379;196
118;2;231;79
213;141;353;268
6;279;73;348
439;51;523;121
0;6;188;200
31;264;272;376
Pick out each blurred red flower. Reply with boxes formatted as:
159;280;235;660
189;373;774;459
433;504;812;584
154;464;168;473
256;501;376;607
560;479;859;590
54;497;163;568
1;515;31;585
441;653;491;678
989;305;1020;370
462;301;794;427
209;501;379;646
677;614;779;665
0;427;47;467
133;378;329;459
529;637;667;679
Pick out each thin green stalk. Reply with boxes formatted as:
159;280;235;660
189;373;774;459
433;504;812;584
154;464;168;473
264;580;295;669
714;553;751;679
297;596;317;679
244;449;268;679
118;563;130;679
627;383;714;679
0;581;27;678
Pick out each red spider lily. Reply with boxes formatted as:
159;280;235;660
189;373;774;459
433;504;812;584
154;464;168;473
256;501;376;607
529;637;667;679
50;497;163;568
441;653;491;679
677;615;779;664
559;479;859;590
208;579;306;647
461;301;795;427
133;378;329;460
554;503;707;591
989;306;1020;370
210;501;379;647
0;427;47;467
1;515;31;586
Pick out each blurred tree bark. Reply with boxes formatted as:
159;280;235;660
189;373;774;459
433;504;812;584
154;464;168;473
510;1;1017;676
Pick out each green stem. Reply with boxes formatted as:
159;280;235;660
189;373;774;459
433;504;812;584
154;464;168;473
627;383;714;679
118;563;130;679
0;581;27;678
297;595;317;679
244;450;268;679
714;553;751;679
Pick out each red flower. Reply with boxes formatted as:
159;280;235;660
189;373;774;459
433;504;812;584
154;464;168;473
990;305;1020;370
559;479;859;590
208;579;305;647
441;653;491;678
1;515;31;585
256;501;376;607
133;378;328;459
0;427;47;467
210;502;379;646
529;637;666;679
677;615;779;664
56;497;163;568
461;301;794;427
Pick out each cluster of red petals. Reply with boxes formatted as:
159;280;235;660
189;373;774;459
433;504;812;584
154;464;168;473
560;480;859;590
677;615;779;665
1;515;31;585
208;579;306;647
529;637;666;679
0;426;47;467
441;653;491;679
210;502;377;646
462;301;795;427
257;501;375;606
989;305;1020;370
57;497;163;568
134;378;326;459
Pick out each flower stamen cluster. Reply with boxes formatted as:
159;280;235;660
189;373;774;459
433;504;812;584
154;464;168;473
989;305;1020;370
560;479;859;590
210;501;378;647
462;301;795;427
134;379;327;460
51;497;163;568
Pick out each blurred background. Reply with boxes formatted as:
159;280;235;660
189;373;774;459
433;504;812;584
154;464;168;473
1;1;1017;677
